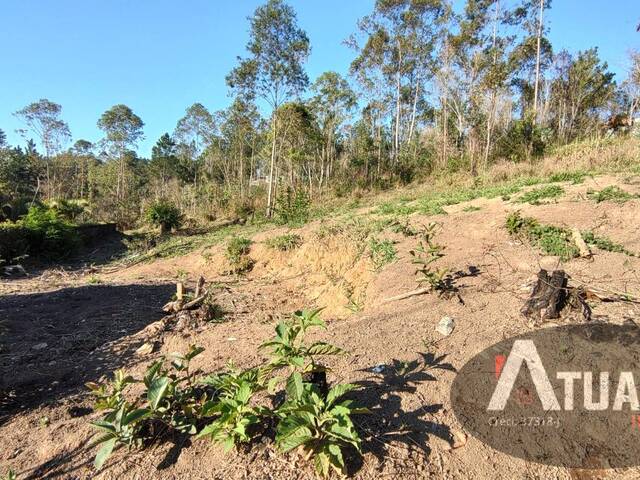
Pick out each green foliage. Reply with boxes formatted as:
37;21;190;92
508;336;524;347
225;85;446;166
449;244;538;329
505;212;579;260
587;186;637;204
581;231;636;256
265;233;303;251
368;237;397;270
462;205;481;212
515;185;564;204
260;308;344;374
19;205;81;259
275;381;365;477
49;198;89;221
146;200;183;233
275;187;310;226
87;345;206;470
409;223;449;292
0;222;30;263
225;236;253;273
1;469;16;480
197;366;268;451
547;170;590;184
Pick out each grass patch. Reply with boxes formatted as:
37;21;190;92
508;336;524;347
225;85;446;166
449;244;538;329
581;231;636;256
506;212;578;260
587;186;637;203
547;170;591;184
265;233;302;251
225;236;253;273
369;237;397;270
462;205;481;212
515;185;565;205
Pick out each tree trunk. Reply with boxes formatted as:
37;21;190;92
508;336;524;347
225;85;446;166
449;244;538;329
532;0;545;125
266;114;278;218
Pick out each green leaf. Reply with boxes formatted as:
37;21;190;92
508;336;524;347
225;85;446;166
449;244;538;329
147;376;171;410
286;372;304;400
236;382;252;403
123;408;151;425
314;450;331;478
327;443;345;469
326;383;357;407
277;426;314;452
306;342;345;356
94;437;117;470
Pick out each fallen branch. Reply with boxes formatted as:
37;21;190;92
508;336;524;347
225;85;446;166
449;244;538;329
382;287;430;304
571;228;591;258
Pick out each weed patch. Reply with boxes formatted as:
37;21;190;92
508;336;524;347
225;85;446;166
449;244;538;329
265;233;302;251
225;236;253;273
368;238;397;270
587;186;637;203
515;185;564;204
506;212;578;260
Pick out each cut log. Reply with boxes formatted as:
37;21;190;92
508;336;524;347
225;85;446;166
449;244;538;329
571;228;591;258
176;282;184;301
521;269;569;321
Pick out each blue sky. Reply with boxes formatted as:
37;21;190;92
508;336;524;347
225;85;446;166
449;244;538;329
0;0;638;157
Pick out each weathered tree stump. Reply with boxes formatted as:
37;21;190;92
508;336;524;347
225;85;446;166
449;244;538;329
521;269;569;321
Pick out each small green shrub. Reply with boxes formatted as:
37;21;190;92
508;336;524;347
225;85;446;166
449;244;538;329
368;238;397;270
146;200;183;233
225;236;253;273
515;185;564;204
409;222;450;292
275;187;310;226
266;233;302;251
587;186;637;203
21;205;81;259
49;198;90;221
505;212;578;260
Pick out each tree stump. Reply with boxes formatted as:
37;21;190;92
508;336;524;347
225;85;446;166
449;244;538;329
521;269;569;322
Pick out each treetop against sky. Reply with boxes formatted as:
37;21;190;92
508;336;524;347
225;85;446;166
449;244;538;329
0;0;637;157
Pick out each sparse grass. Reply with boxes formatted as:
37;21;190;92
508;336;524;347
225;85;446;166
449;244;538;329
515;185;564;205
462;205;481;212
506;212;578;260
87;275;102;285
368;238;397;270
265;233;303;251
581;231;636;256
547;170;591;184
587;186;637;203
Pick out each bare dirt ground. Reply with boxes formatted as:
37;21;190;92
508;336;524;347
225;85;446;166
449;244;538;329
2;173;640;479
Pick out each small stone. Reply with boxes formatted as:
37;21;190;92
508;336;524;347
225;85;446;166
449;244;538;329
372;364;385;373
32;342;48;350
436;317;455;336
135;342;156;356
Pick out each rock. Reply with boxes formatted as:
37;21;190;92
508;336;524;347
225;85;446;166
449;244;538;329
32;342;48;350
372;364;386;373
436;317;455;336
135;342;157;356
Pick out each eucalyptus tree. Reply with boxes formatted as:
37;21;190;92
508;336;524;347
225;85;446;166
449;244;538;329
13;99;71;199
97;104;144;199
174;103;217;187
350;0;446;164
309;71;356;186
505;0;553;122
226;0;310;216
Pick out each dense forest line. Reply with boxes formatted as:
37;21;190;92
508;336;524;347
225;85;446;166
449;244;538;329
1;0;639;230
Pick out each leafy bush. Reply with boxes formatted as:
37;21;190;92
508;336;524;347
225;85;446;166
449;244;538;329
146;200;183;233
225;236;253;273
20;205;81;259
266;233;303;251
587;186;637;203
0;222;30;264
368;238;397;270
275;187;310;226
515;185;564;204
87;309;366;477
409;223;450;292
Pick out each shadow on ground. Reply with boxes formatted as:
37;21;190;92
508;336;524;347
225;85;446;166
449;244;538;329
0;282;173;424
348;352;456;475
